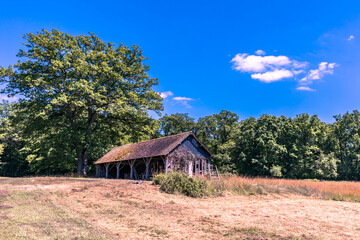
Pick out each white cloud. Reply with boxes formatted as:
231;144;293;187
231;51;336;90
251;69;294;83
292;69;305;75
347;35;355;41
231;54;292;72
173;97;194;101
255;49;266;55
296;86;316;91
292;60;308;69
300;62;336;85
231;53;308;83
159;91;174;99
173;96;194;108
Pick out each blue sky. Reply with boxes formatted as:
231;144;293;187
1;0;360;122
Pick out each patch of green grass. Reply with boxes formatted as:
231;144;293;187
323;193;360;203
104;209;117;215
224;226;302;240
153;228;168;236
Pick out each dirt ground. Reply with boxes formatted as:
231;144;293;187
1;177;359;240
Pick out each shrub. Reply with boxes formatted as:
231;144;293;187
153;173;167;185
153;171;208;198
270;165;282;178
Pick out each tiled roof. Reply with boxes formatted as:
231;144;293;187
95;132;209;164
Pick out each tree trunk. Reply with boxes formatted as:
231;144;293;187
77;149;88;176
77;151;84;175
77;109;97;176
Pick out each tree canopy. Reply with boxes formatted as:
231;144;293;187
0;29;163;175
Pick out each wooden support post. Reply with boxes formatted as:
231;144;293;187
144;158;152;180
194;160;196;176
194;159;197;176
165;157;168;174
129;160;135;179
188;160;193;177
198;159;201;176
201;159;203;176
199;159;201;176
116;162;121;179
169;158;173;172
105;163;110;179
201;159;206;175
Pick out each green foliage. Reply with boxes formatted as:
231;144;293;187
270;165;282;178
0;101;29;176
0;29;162;176
195;110;239;172
153;172;208;198
314;152;339;179
152;173;167;185
233;113;339;179
159;113;196;136
333;111;360;180
155;111;360;181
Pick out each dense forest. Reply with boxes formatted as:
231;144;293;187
1;29;360;180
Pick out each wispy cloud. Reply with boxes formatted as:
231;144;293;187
231;52;336;91
255;49;266;55
173;97;194;101
299;62;336;85
159;91;196;108
173;96;194;108
159;91;174;99
296;86;316;92
347;35;355;41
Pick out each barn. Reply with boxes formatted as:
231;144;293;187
94;132;215;179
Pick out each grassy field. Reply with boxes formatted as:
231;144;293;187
207;176;360;202
1;177;360;239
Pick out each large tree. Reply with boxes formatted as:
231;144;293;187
196;110;239;172
0;101;29;176
333;111;360;180
0;29;162;176
159;113;196;136
233;114;338;179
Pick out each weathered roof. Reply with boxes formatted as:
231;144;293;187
95;132;212;164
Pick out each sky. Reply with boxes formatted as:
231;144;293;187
1;0;360;122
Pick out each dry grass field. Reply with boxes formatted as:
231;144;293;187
1;177;360;240
207;176;360;202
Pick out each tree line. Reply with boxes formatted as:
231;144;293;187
159;111;360;180
2;99;360;180
1;29;360;180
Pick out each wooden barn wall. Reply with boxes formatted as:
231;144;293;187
169;135;210;159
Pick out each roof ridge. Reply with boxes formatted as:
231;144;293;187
133;131;192;145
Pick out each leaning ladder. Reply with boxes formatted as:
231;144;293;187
208;164;220;180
